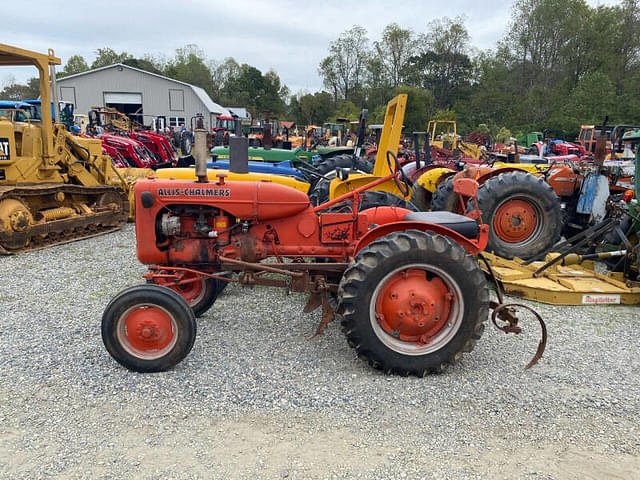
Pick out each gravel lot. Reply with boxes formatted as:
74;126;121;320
1;224;639;479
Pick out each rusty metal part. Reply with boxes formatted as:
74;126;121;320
218;255;305;278
145;266;237;285
315;295;335;336
303;277;337;336
303;291;323;313
479;254;547;369
491;303;547;370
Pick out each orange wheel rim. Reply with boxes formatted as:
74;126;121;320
155;272;205;307
117;305;177;359
371;265;462;355
173;275;205;306
493;199;539;244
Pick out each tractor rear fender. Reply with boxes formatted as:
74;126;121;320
476;167;541;185
415;167;455;193
355;221;489;256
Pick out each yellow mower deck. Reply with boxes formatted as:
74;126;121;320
482;253;640;305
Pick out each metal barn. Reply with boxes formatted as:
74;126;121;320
56;64;229;130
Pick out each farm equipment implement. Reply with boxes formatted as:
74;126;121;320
101;124;548;375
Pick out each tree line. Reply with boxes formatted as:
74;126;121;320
2;0;638;139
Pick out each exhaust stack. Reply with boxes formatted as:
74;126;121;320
193;115;208;183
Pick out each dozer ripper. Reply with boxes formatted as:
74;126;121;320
0;44;138;254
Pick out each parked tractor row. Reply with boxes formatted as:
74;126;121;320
5;44;638;381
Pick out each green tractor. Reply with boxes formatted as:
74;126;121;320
516;131;543;148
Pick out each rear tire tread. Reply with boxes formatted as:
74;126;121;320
337;230;488;376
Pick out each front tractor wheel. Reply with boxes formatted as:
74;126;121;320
102;285;197;372
337;230;488;376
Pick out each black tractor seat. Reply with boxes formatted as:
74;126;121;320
403;211;479;239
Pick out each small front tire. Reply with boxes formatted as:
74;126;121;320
102;285;197;373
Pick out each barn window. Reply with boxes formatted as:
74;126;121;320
168;117;186;127
169;89;184;111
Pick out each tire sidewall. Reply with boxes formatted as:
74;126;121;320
102;285;197;373
340;232;487;373
476;172;562;259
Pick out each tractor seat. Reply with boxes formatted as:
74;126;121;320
403;211;479;239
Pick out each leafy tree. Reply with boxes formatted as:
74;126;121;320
91;48;132;69
318;26;370;103
59;55;89;78
219;64;287;118
495;127;512;143
334;101;360;122
374;23;416;87
563;71;616;131
0;77;40;100
210;57;241;102
363;56;388;108
392;85;434;133
608;0;640;93
164;45;215;95
123;56;163;75
294;91;334;125
408;16;472;109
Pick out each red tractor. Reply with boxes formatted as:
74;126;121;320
129;130;176;167
101;134;156;169
101;142;548;375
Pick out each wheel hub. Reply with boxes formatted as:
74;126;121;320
375;269;452;343
493;199;538;243
9;209;31;232
124;306;175;352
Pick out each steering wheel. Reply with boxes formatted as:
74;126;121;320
386;150;410;197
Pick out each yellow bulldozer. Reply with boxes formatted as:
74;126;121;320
427;120;485;160
0;43;148;254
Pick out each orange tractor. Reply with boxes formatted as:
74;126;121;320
101;130;547;375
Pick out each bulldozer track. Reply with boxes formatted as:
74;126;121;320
0;184;129;255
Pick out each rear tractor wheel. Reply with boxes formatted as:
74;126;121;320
471;171;563;260
430;176;462;213
337;230;488;376
102;285;197;372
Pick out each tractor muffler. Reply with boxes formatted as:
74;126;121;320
193;115;208;183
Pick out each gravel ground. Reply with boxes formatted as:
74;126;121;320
1;224;639;479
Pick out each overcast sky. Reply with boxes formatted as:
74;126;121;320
2;0;620;95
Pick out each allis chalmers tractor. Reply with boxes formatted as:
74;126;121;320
101;125;547;375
